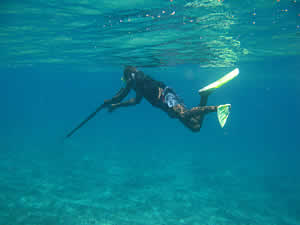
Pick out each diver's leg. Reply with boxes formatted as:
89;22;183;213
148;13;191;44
164;92;214;132
184;106;217;118
171;104;216;132
199;106;217;128
200;95;208;107
171;96;215;118
181;105;217;130
169;104;199;131
197;94;208;126
179;116;201;132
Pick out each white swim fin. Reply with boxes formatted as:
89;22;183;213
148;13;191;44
217;104;231;128
199;68;239;96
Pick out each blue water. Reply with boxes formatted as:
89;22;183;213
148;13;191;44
1;56;300;225
1;0;300;224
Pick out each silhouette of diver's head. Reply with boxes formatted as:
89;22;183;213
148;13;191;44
123;65;138;82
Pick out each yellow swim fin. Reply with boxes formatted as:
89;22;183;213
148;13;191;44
217;104;231;128
199;68;239;96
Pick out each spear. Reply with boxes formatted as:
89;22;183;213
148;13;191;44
65;103;107;139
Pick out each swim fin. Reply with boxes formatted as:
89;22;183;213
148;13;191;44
217;104;231;128
198;68;239;96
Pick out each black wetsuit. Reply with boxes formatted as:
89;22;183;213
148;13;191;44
131;71;166;108
109;69;185;118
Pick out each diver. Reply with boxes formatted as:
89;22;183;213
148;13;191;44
65;66;238;139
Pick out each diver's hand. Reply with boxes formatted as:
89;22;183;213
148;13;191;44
108;104;117;113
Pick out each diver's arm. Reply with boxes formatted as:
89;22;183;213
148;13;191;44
103;82;132;105
109;93;143;111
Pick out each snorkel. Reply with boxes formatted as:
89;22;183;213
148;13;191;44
121;76;126;83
